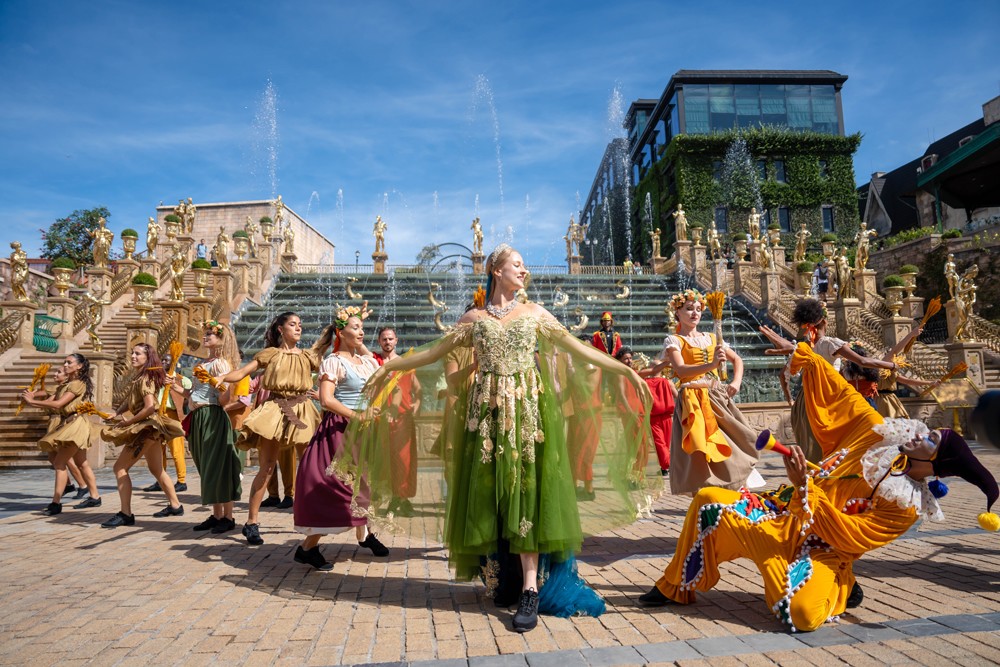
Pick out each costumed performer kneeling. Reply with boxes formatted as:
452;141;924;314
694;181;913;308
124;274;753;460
638;342;1000;632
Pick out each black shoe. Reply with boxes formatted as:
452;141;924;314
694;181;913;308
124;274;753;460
276;496;294;509
211;517;236;534
260;496;281;508
294;545;334;571
174;482;188;492
101;512;135;528
74;496;102;509
73;487;90;499
512;589;539;633
242;523;264;545
142;482;162;492
638;585;674;607
193;515;220;531
42;502;62;516
152;505;184;518
846;582;864;609
63;482;76;495
359;533;389;557
661;468;670;477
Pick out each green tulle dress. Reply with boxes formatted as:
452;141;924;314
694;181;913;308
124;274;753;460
331;315;661;590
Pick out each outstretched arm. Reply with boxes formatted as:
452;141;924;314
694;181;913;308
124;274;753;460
836;344;894;371
218;359;259;384
884;325;924;360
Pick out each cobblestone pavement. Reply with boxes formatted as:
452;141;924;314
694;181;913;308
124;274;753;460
3;444;1000;666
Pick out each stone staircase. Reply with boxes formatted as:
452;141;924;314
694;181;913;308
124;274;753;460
0;351;66;466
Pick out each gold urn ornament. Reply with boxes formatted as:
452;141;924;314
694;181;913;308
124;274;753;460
690;226;703;247
884;286;905;317
131;284;157;321
51;267;74;297
234;235;249;260
121;234;138;261
193;267;211;298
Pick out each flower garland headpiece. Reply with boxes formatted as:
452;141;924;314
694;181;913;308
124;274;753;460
334;301;373;330
670;288;706;311
204;320;225;337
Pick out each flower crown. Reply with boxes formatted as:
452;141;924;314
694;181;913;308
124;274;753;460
204;320;225;337
670;289;706;311
334;301;373;329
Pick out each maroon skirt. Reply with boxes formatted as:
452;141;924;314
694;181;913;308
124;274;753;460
293;412;368;534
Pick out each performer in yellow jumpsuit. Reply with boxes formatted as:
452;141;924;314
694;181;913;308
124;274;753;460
639;342;999;632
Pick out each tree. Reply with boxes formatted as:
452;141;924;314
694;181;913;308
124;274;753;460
40;207;111;266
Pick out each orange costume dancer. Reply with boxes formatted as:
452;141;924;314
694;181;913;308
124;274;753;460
590;311;622;356
374;326;422;515
640;343;1000;631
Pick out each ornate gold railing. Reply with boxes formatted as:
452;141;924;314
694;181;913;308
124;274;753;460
155;310;179;359
864;291;892;320
969;314;1000;357
0;310;27;356
111;356;132;406
73;300;91;335
741;266;763;306
110;264;139;303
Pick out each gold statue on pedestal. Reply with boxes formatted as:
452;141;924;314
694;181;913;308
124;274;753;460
471;217;483;255
954;265;979;342
649;228;662;259
88;217;114;269
373;216;387;254
8;241;30;302
169;248;187;301
216;226;231;271
672;204;688;241
82;285;109;351
756;239;773;270
244;215;259;258
793;223;811;263
748;207;762;242
146;217;161;260
835;246;855;299
944;253;959;301
274;195;285;229
283;222;295;255
853;222;877;272
707;223;723;261
184;198;196;234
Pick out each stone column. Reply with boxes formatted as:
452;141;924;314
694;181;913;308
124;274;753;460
472;253;485;275
213;269;235;306
945;300;962;342
140;257;159;280
85;268;114;307
372;251;387;275
231;260;251;298
771;245;786;268
0;301;35;351
115;258;139;283
123;318;159;352
881;315;913;352
257;241;276;274
853;269;877;307
45;296;78;352
188;296;212;327
710;259;729;291
281;252;298;274
567;255;581;275
87;350;118;468
691;244;707;276
732;260;752;298
943;341;987;391
902;295;925;321
674;240;692;269
831;298;863;341
156;300;189;350
760;269;781;310
651;256;666;275
249;258;265;298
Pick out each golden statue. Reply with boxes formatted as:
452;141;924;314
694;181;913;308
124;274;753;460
649;227;662;259
572;219;587;255
215;226;231;270
471;217;483;255
8;241;30;302
146;217;161;260
244;215;259;258
184;197;196;234
853;222;877;272
563;234;572;258
944;253;959;301
748;207;762;242
169;247;187;301
87;217;114;269
283;222;295;255
954;265;978;342
707;223;723;261
793;223;811;263
756;239;773;270
373;216;387;254
274;194;285;228
672;204;688;242
835;246;855;299
82;288;109;351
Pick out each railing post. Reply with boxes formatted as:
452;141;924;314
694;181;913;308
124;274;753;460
853;269;877;307
87;350;118;468
45;296;77;352
0;301;35;352
760;269;780;311
831;297;862;341
280;251;298;273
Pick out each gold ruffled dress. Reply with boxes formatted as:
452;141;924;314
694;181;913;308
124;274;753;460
236;347;320;451
874;370;909;418
102;376;185;454
38;380;94;452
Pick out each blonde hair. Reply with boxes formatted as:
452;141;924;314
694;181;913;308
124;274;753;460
205;321;240;370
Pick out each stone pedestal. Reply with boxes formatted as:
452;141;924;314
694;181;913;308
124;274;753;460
257;241;277;273
188;296;212;328
651;256;667;275
881;316;913;352
710;259;728;291
567;255;581;275
372;252;387;275
902;295;925;321
115;258;139;282
472;253;485;275
87;350;118;468
124;318;159;352
691;245;707;276
158;300;192;348
280;252;298;274
213;269;235;306
45;296;78;352
944;300;970;343
732;261;752;297
944;341;987;390
176;235;195;264
853;269;877;306
771;245;786;268
85;268;113;303
674;240;692;270
831;298;862;341
760;269;781;310
140;258;159;279
0;301;35;351
231;260;251;297
248;258;265;298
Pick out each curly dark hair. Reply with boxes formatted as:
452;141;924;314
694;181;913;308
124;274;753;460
845;344;880;382
614;346;634;361
792;298;826;327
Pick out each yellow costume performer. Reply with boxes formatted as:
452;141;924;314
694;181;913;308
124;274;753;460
650;344;957;631
102;377;185;454
236;348;320;451
38;380;94;452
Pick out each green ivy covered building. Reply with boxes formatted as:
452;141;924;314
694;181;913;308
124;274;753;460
582;70;863;264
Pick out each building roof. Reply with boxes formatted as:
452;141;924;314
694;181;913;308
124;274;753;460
859;158;921;233
669;69;848;85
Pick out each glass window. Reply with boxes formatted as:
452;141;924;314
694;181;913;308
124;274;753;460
757;160;767;180
818;159;828;178
778;207;791;232
822;206;835;232
714;207;729;233
811;85;838;133
712;160;723;183
788;97;811;129
761;208;772;228
685;97;709;134
774;159;786;183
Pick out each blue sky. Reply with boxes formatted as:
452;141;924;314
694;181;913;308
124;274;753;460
2;1;998;265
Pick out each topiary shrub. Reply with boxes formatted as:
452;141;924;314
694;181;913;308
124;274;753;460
942;229;962;239
730;233;747;243
51;257;76;270
899;264;919;274
883;274;905;288
191;259;212;270
821;233;837;242
688;220;705;228
796;261;815;273
164;214;181;223
767;222;781;230
131;272;158;287
232;230;249;238
259;216;273;223
120;228;139;237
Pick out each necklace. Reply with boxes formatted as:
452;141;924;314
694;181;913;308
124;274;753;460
485;300;518;319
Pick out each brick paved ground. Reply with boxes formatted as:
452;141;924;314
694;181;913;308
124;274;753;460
2;444;1000;666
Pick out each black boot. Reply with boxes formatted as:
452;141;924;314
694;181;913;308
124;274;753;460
511;589;539;633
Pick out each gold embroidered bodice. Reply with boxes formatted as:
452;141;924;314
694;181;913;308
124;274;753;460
472;316;538;376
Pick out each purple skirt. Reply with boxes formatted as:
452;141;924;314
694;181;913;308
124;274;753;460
293;412;367;534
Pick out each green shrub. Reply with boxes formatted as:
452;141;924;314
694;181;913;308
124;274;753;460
942;229;962;239
767;222;781;230
730;233;747;243
120;228;139;237
259;216;273;223
131;272;157;287
688;220;705;228
796;261;815;273
883;226;935;248
164;214;181;223
50;257;76;270
191;259;212;270
899;264;919;274
232;230;249;238
821;233;837;242
882;274;905;288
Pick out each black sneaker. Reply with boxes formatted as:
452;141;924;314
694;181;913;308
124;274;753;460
74;496;102;509
260;496;281;508
276;496;294;509
42;502;62;516
638;585;674;607
174;482;188;492
359;533;389;557
242;523;264;545
846;582;864;609
152;504;184;518
211;517;236;534
142;481;162;492
193;515;220;531
63;482;76;495
101;512;135;528
512;589;539;633
73;487;90;499
294;545;334;571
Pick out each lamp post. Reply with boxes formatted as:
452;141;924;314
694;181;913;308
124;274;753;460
584;238;595;265
355;250;360;271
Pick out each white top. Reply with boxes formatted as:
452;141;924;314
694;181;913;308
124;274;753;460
190;358;231;406
814;335;847;372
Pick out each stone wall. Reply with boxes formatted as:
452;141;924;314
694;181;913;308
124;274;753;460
155;200;336;266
